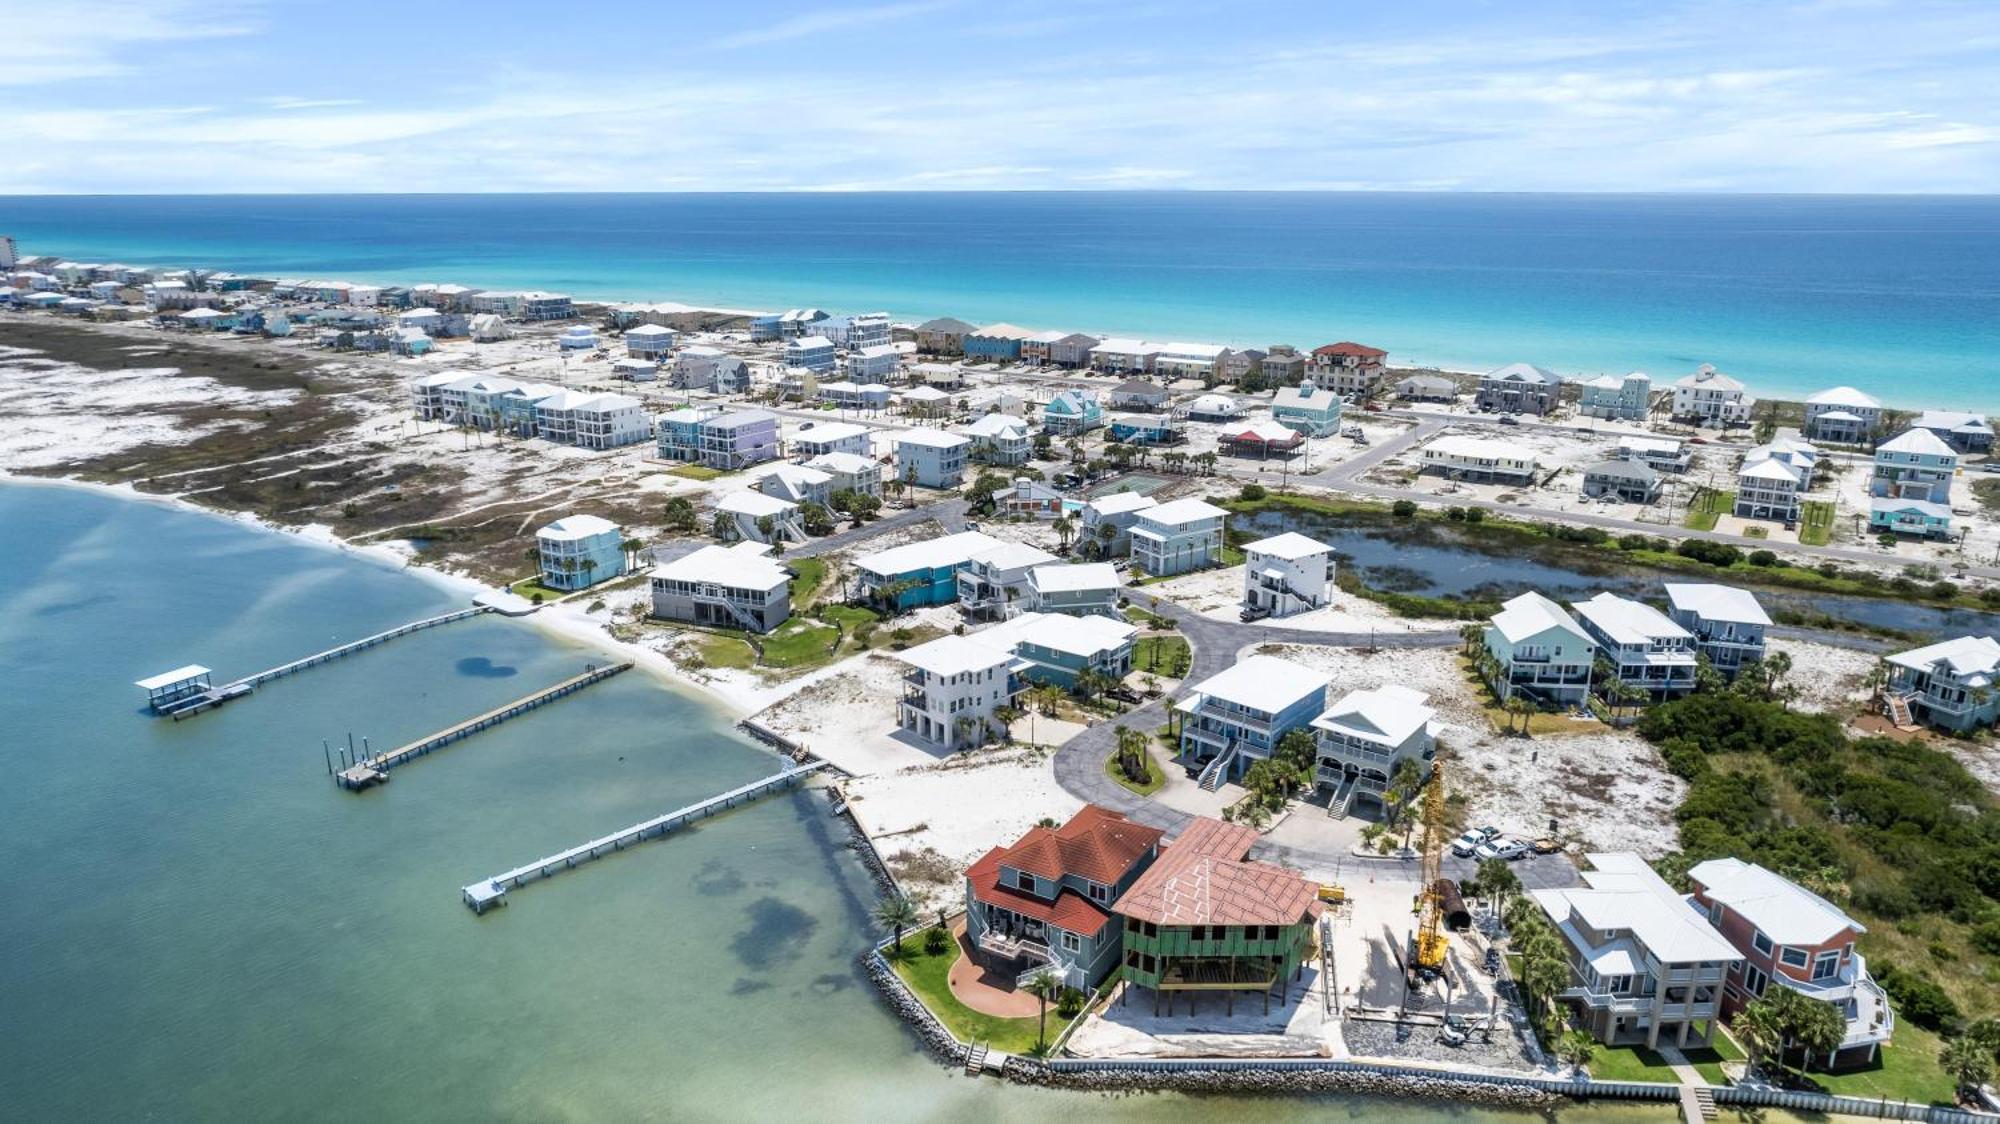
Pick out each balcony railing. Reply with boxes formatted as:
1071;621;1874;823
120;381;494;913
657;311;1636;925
978;930;1050;962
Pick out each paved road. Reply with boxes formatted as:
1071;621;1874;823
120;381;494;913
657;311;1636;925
786;497;970;559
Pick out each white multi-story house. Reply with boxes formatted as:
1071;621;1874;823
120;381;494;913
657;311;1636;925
1672;365;1754;426
1025;562;1122;618
624;323;678;359
894;635;1024;750
804;451;882;499
1078;491;1158;558
961;413;1034;466
792;420;874;459
1129;498;1227;577
1153;342;1232;383
1311;685;1438;819
1241;532;1335;618
1581;459;1661;504
845;343;902;382
895;428;971;489
1735;438;1818;523
1573;592;1697;699
715;491;803;545
957;541;1060;621
1474;362;1562;415
1088;338;1161;375
650;542;791;633
1616;435;1691;474
1688;858;1894;1071
1883;635;2000;733
785;334;838;375
566;392;651;450
535;514;626;592
751;463;835;508
1175;655;1333;786
1530;853;1741;1051
1578;372;1652;421
1484;591;1595;705
1803;386;1883;445
1911;410;1995;455
1418;435;1540;483
1663;583;1769;677
1870;427;1957;504
410;371;468;420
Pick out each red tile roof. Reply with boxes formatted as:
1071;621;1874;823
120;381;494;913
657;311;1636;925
966;846;1112;935
1312;341;1387;359
1112;816;1319;928
990;804;1163;886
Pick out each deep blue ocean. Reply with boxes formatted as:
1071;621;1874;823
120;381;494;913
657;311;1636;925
3;192;1996;410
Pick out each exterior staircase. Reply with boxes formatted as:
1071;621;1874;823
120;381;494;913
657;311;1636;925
963;1041;989;1076
1689;1085;1718;1121
1883;692;1917;729
1198;744;1238;792
1326;774;1358;819
695;588;762;632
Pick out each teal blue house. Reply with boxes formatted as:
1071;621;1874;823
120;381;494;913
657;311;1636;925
855;531;1005;610
1870;497;1953;540
1108;414;1182;445
988;613;1139;689
1271;384;1343;437
536;515;627;592
1044;389;1105;436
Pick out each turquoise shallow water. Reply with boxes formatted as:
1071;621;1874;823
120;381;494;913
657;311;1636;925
0;481;1683;1121
2;191;1996;411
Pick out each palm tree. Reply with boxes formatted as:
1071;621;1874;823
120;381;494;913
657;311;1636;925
1458;622;1483;655
621;537;644;569
1477;857;1521;921
1025;970;1062;1049
873;894;921;956
1557;1029;1597;1072
712;511;738;542
1942;1035;1994;1100
1053;515;1076;552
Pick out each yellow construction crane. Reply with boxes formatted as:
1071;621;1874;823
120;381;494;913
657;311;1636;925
1410;760;1450;976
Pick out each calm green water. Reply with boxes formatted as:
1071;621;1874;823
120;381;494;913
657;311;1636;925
0;481;1679;1122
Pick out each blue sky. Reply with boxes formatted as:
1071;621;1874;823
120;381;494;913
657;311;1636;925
4;0;1996;193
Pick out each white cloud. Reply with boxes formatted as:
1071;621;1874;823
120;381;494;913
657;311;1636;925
712;0;958;49
0;1;258;87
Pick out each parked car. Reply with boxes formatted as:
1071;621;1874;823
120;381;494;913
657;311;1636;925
1532;838;1561;855
1240;604;1271;623
1475;837;1532;862
1498;414;1521;427
1450;827;1498;857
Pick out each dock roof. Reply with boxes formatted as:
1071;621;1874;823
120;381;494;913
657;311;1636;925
136;664;211;690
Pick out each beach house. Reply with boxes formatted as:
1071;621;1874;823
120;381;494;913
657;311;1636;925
1394;375;1459;403
535;515;626;592
854;530;1005;610
1616;435;1691;474
1870;497;1953;540
557;326;597;351
1911;410;1995;455
792;421;874;459
520;292;574;321
957;541;1061;620
817;311;891;350
893;634;1024;750
558;392;651;450
1020;330;1064;366
964;323;1035;363
1270;383;1343;437
624;323;678;359
1223;349;1266;384
1154;342;1232;383
1307;342;1387;397
1734;438;1817;523
649;542;791;633
1042;389;1105;436
715;491;803;545
1312;685;1438;819
1130;498;1227;577
894;428;971;489
410;371;469;421
1689;858;1892;1070
1870;427;1957;503
961;413;1034;466
898;385;955;419
1258;346;1306;385
1108;380;1171;411
804;451;882;500
1183;393;1243;421
751;462;835;508
1663;583;1769;677
915;317;977;356
656;405;722;462
1175;655;1332;785
784;334;838;375
1025;562;1122;618
1089;338;1161;375
671;346;750;393
965;806;1163;992
1419;435;1540;483
1484;591;1596;705
992;477;1067;520
1079;491;1158;557
1803;387;1883;445
1241;532;1336;618
1529;853;1740;1051
980;611;1140;688
1883;635;2000;732
1114;817;1322;1016
1671;366;1754;426
816;380;893;412
775;309;829;339
1580;459;1661;504
1044;333;1102;369
845;344;902;383
1577;372;1652;421
1573;593;1698;700
697;410;782;470
1107;414;1184;446
1475;363;1562;415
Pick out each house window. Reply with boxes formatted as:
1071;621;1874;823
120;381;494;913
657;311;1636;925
1779;947;1809;970
1062;932;1082;953
1089;884;1109;903
1751;930;1773;956
1743;964;1768;997
1143;922;1158;938
1190;926;1206;942
1126;918;1139;934
1812;951;1841;980
1015;871;1035;892
1264;925;1280;942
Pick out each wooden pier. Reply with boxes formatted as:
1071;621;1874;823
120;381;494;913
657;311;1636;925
141;606;490;720
337;661;633;790
461;760;829;912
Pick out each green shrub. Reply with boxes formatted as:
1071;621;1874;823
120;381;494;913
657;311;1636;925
923;925;951;955
1748;550;1777;567
1874;960;1963;1033
1391;499;1419;518
1239;483;1266;501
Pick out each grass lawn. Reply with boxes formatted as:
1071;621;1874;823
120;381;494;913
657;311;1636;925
1683;1032;1744;1086
509;576;570;602
1684;488;1736;531
666;464;727;481
788;556;827;603
1799;500;1836;546
1123;604;1170;627
694;633;756;669
1808;1022;1952;1105
1133;634;1192;677
817;603;878;629
758;619;842;668
1587;1043;1680;1083
1105;747;1166;795
887;943;1044;1056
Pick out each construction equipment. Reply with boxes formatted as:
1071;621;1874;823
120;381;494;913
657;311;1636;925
1410;761;1450;977
1317;882;1347;906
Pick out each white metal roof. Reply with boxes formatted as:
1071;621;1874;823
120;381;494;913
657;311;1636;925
1482;361;1561;385
1914;410;1994;435
804;451;879;476
1737;458;1804;484
1574;593;1692;646
752;463;833;488
136;664;211;690
1878;427;1957;458
1806;385;1880;409
1532;852;1742;966
789;334;834;349
1616;435;1683;455
1027;562;1120;594
654;542;788;590
1425;435;1538;464
1311;684;1433;748
963;413;1031;438
1676;365;1745;391
1870;496;1952;519
968;541;1060;572
1272;384;1339;411
1086;491;1157;517
1185;393;1240;414
1091;337;1159;355
1688;857;1861;946
857;530;1004;577
895;633;1016;677
977;611;1137;660
717;491;797;517
1181;654;1332;715
899;386;952;402
1663;583;1771;626
1243;532;1331;561
897;427;970;450
1887;634;2000;680
1489;591;1588;645
626;323;676;337
537;514;619;541
1158;341;1228;360
1135;497;1228;528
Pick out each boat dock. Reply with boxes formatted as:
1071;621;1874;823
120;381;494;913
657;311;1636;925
337;661;633;790
461;760;829;913
139;606;491;719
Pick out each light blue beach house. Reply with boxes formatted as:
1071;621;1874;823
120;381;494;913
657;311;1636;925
657;405;723;462
1870;498;1953;540
1577;372;1652;421
895;428;971;489
536;515;626;592
1129;498;1227;577
964;323;1034;362
1871;428;1957;504
1270;383;1344;437
1175;655;1333;786
1106;414;1183;446
981;612;1139;689
1884;636;2000;733
854;530;1005;610
784;334;838;375
1043;389;1105;436
699;410;782;470
1484;591;1595;705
